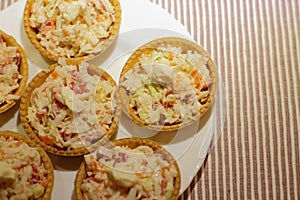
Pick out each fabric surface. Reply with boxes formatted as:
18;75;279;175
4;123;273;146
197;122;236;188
1;0;299;199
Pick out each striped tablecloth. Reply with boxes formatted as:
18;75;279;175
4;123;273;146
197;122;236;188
1;0;299;199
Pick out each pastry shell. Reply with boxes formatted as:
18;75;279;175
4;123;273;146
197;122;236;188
23;0;122;62
20;59;122;156
75;138;181;200
0;130;54;200
0;29;28;113
119;37;218;131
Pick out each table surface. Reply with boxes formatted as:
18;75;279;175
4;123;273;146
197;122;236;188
1;0;299;199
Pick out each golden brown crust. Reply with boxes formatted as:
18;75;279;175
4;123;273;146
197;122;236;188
75;138;181;200
0;130;54;200
119;37;218;131
23;0;122;62
19;59;122;156
0;29;28;113
74;162;86;200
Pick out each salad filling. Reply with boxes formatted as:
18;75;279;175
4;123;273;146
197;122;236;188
27;59;117;150
29;0;117;58
120;45;212;126
0;136;49;200
81;145;179;200
0;34;22;106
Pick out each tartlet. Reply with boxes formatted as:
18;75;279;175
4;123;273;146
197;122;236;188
20;59;121;156
75;138;181;200
0;130;54;200
0;29;28;113
23;0;122;62
119;37;218;131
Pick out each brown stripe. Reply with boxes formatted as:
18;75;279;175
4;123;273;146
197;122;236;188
188;1;198;43
161;0;166;10
204;0;210;49
279;1;296;198
208;1;218;198
294;0;300;198
220;126;229;200
278;1;291;199
244;1;260;199
192;0;199;43
210;141;218;199
232;0;245;198
204;158;210;200
285;3;300;198
216;0;227;197
252;18;266;200
290;0;300;198
198;0;205;47
173;0;180;24
264;0;279;197
0;1;4;10
223;0;233;199
242;1;252;199
227;0;237;199
240;1;250;198
178;0;184;28
206;0;213;53
230;0;240;197
237;1;253;198
199;156;209;199
254;0;270;199
197;1;210;199
189;175;196;200
278;18;289;200
211;0;218;60
166;0;172;16
261;1;273;198
273;1;288;198
211;140;217;199
184;185;191;199
264;3;274;197
184;0;191;36
201;125;211;195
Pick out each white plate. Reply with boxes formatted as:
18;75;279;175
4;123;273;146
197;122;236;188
0;0;225;199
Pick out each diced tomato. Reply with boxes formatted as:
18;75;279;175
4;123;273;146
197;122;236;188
39;19;55;33
36;112;44;119
39;135;55;145
28;164;45;185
